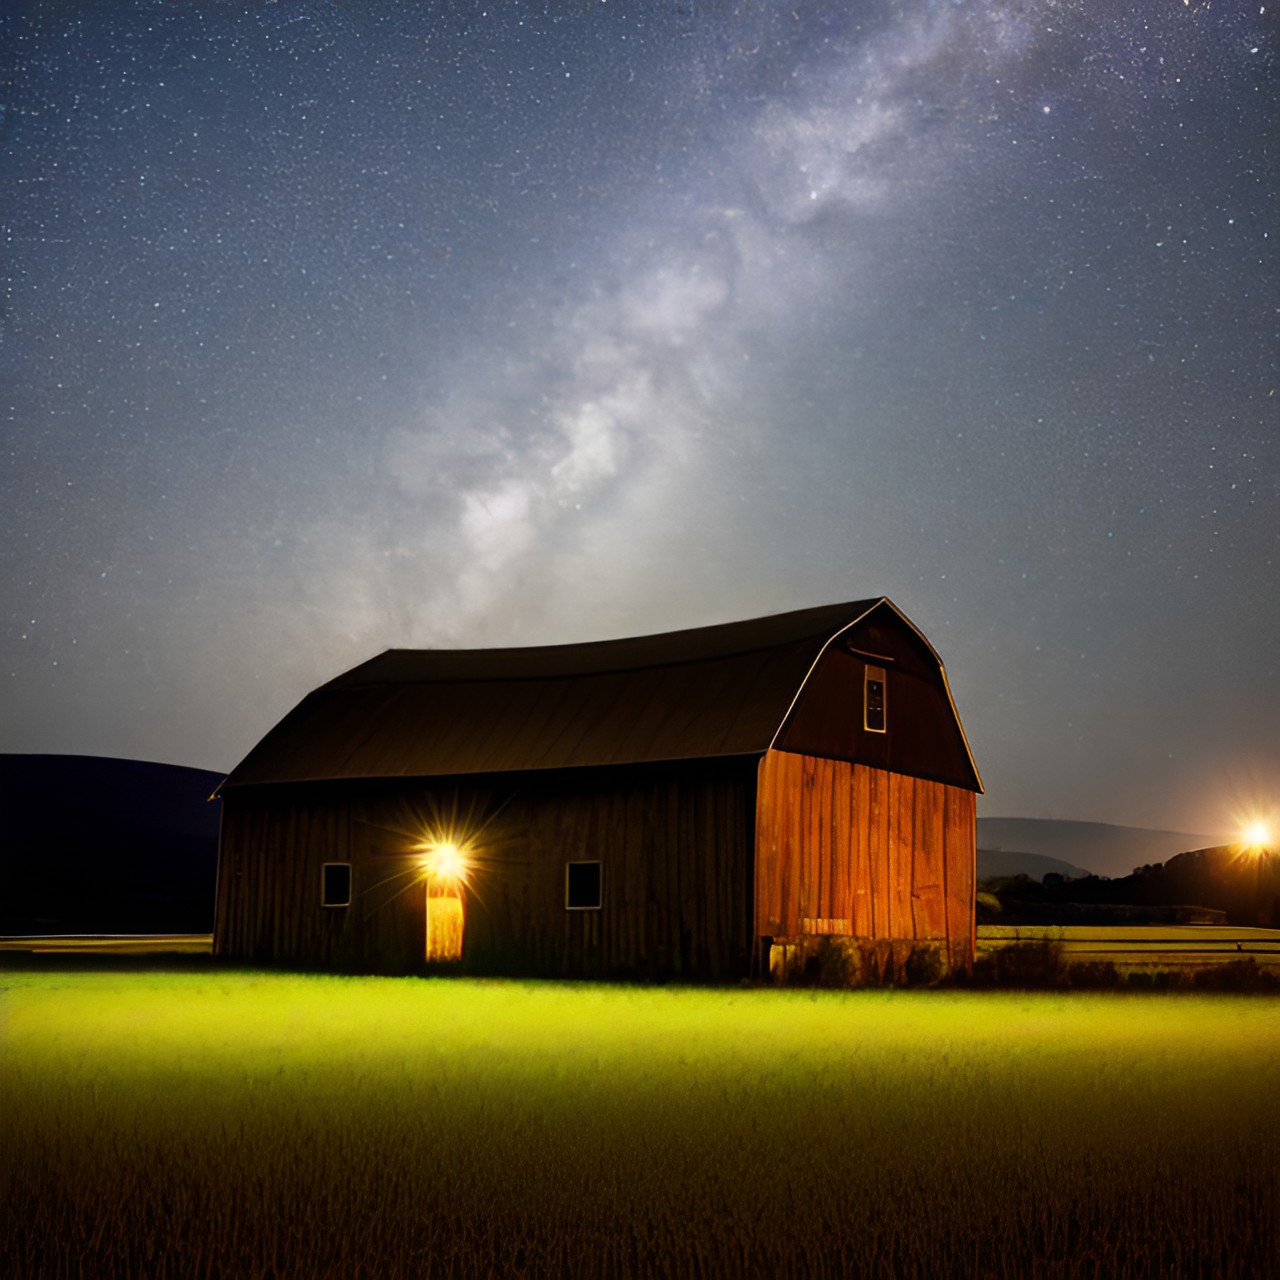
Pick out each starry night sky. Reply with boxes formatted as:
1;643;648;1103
3;1;1276;835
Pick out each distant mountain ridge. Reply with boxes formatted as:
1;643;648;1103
983;841;1280;929
977;817;1226;882
977;848;1093;883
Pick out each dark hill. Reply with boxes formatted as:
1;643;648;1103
0;755;223;935
986;844;1280;928
977;817;1223;880
977;849;1093;882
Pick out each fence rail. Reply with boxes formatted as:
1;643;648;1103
978;925;1280;971
0;935;214;955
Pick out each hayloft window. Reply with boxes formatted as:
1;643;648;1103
321;862;352;908
565;860;602;910
864;665;887;733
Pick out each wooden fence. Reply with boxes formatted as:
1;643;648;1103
978;925;1280;974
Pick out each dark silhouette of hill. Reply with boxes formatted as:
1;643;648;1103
0;755;223;935
985;844;1280;928
977;848;1093;881
977;817;1224;880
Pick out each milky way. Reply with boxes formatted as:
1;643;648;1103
2;1;1276;833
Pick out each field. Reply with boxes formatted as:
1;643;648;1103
977;925;1280;984
2;971;1277;1278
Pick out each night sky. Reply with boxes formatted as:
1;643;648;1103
3;1;1276;836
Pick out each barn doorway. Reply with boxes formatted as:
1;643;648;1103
426;883;465;962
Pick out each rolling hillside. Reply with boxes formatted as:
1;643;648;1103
1;755;223;935
977;817;1225;881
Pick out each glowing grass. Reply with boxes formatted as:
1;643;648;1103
2;972;1277;1277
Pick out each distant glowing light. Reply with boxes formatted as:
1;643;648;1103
1240;820;1272;851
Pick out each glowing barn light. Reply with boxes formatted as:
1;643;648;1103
419;837;469;964
421;840;469;883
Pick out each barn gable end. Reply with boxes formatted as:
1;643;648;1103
774;600;979;791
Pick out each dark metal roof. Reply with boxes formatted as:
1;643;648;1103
222;599;976;788
322;599;876;686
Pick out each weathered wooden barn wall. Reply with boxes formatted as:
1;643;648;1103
215;788;427;973
754;750;976;976
463;764;754;980
215;762;755;980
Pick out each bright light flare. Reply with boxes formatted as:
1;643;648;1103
1240;819;1272;852
421;839;470;883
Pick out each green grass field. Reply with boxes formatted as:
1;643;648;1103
2;971;1277;1278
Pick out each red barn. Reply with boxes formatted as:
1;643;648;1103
214;599;982;982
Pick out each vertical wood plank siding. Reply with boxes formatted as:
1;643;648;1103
754;750;976;969
215;763;755;980
214;792;427;973
450;767;755;980
944;784;977;972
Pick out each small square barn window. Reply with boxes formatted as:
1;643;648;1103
864;664;887;734
565;860;602;910
321;862;352;908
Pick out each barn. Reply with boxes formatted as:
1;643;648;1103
214;598;982;983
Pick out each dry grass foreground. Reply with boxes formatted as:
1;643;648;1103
2;971;1277;1278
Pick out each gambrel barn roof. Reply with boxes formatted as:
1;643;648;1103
222;598;982;792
